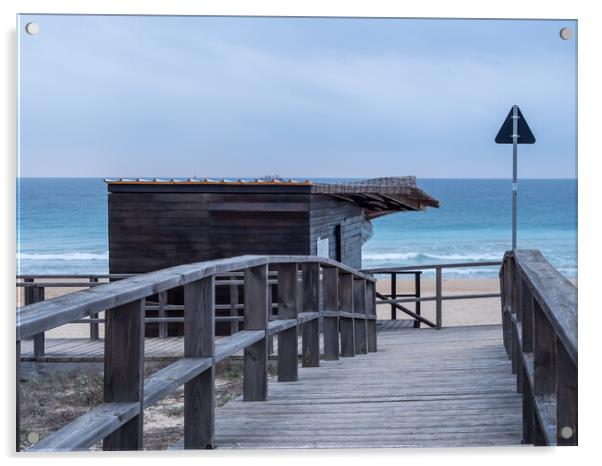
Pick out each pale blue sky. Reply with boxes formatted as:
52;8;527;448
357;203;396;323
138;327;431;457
18;15;577;178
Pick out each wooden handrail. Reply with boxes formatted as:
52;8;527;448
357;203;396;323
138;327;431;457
499;250;577;446
16;255;374;341
16;255;377;452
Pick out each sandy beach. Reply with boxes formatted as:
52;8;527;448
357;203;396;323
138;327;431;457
19;277;509;339
376;278;502;327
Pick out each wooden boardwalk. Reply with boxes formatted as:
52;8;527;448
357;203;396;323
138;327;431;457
210;324;522;449
22;324;523;449
20;320;411;362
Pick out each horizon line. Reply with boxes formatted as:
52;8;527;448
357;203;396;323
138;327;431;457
16;176;578;180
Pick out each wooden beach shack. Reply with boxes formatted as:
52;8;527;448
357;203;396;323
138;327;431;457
105;176;438;334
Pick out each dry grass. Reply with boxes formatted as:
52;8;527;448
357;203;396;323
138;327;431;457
19;359;249;451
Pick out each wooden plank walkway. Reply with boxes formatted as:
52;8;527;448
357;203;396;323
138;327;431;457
20;320;413;362
20;335;315;362
209;324;522;449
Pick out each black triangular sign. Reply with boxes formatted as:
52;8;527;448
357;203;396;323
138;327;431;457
495;106;536;144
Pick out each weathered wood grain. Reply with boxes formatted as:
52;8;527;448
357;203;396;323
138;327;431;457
301;263;320;367
276;263;299;382
338;273;355;357
184;277;215;449
555;336;577;446
322;267;340;361
17;255;372;341
366;281;377;352
208;325;522;449
243;265;269;401
102;299;145;451
511;250;577;363
353;278;367;355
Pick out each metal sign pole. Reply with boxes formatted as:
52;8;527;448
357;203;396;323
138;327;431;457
511;105;519;250
495;104;535;252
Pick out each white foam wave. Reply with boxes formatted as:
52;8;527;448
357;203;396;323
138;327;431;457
17;252;109;261
362;251;503;262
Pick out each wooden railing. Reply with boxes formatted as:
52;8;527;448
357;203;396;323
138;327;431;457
362;261;502;329
16;255;377;452
500;250;577;446
17;272;284;359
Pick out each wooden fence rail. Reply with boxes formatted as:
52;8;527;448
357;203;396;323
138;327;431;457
16;255;376;452
17;273;283;359
362;261;502;329
499;250;577;446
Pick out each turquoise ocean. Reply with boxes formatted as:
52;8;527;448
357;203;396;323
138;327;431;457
16;178;577;278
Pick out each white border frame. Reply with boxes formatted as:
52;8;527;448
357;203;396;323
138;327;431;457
2;1;599;464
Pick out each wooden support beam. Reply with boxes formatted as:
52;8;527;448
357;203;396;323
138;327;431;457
532;298;556;446
276;263;299;382
366;281;377;352
157;290;168;339
26;285;45;360
229;275;240;335
390;273;397;320
522;284;534;353
414;272;422;328
102;299;145;451
556;336;577;446
184;276;215;449
353;277;368;355
522;363;534;444
322;268;340;360
301;263;320;367
533;300;556;396
338;272;355;357
89;277;100;340
243;265;269;401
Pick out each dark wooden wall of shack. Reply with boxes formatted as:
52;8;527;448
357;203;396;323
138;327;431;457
108;192;312;274
308;195;364;270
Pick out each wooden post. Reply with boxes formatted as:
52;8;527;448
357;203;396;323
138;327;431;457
521;285;534;353
229;275;239;335
435;267;442;330
24;282;45;360
533;300;556;396
522;364;534;444
511;319;518;375
390;273;397;320
276;263;299;382
339;272;355;357
267;280;274;355
184;276;215;449
556;336;577;446
103;299;145;451
414;272;421;329
243;265;269;401
157;290;168;339
532;298;556;446
353;277;367;355
366;280;377;352
322;267;339;361
90;277;100;340
301;263;320;367
32;286;45;360
500;258;514;356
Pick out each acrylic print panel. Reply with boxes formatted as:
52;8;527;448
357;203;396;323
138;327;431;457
16;15;577;452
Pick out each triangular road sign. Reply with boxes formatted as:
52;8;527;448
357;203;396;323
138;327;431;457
495;106;536;144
